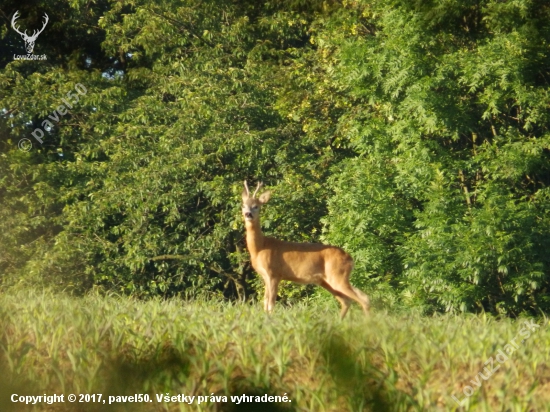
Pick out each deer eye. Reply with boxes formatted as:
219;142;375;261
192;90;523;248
252;206;258;210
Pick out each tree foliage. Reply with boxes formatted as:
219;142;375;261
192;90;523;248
321;0;550;315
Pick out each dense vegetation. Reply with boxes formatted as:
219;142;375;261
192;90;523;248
1;290;549;411
1;0;550;316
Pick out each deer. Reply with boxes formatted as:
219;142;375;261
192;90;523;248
241;181;370;319
11;11;49;54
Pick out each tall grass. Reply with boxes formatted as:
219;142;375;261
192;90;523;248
0;289;549;411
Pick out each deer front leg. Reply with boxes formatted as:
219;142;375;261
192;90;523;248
263;281;269;311
266;277;280;313
258;272;270;311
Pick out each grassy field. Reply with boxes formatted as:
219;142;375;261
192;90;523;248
0;289;549;412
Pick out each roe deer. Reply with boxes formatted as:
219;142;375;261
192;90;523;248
241;181;370;319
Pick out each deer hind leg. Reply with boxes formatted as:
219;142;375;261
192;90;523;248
325;257;370;317
320;280;352;319
263;283;269;312
338;284;370;316
336;295;352;319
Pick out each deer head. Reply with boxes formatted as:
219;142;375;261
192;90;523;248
11;11;49;54
242;181;271;222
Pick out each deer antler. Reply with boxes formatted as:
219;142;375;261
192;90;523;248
252;182;263;198
243;181;263;198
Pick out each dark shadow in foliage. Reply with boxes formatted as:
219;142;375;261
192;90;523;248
103;343;295;412
0;359;40;412
0;336;295;412
0;338;191;412
321;332;418;412
83;343;193;411
101;343;191;396
0;329;418;412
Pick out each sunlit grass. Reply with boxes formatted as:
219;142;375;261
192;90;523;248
1;289;549;411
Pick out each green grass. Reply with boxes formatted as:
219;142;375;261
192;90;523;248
0;289;549;411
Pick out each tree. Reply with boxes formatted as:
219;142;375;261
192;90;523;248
1;0;344;300
321;0;550;315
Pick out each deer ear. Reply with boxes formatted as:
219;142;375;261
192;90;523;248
258;190;271;204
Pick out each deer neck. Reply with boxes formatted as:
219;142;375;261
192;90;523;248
245;219;265;256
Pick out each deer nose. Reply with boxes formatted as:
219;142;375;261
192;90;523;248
245;212;252;218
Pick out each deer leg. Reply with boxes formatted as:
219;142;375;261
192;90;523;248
263;283;269;312
320;280;352;319
353;287;370;315
260;271;276;312
337;284;370;316
336;296;352;319
266;277;280;312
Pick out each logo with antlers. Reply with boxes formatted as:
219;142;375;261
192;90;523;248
11;11;49;54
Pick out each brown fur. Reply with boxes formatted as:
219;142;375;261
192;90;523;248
242;181;370;319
